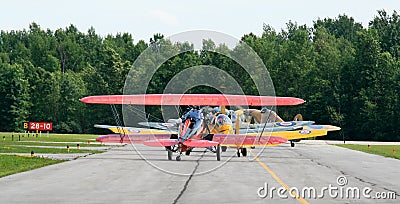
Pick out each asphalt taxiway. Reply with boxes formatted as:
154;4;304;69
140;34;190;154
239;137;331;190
0;141;399;203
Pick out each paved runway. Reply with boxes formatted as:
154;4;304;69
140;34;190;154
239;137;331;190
0;141;399;203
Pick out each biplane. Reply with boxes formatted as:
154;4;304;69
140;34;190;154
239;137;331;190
80;94;339;161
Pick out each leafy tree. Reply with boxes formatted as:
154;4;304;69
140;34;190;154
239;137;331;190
369;10;400;59
314;14;363;42
0;63;31;131
54;25;86;72
55;71;86;133
0;15;399;141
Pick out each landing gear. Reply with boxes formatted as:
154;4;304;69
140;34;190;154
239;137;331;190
221;146;227;152
185;149;191;156
216;145;221;161
167;149;173;160
290;141;295;147
241;148;247;157
176;155;181;161
236;148;247;157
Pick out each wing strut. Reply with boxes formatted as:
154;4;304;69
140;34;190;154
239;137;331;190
110;104;126;141
258;107;274;142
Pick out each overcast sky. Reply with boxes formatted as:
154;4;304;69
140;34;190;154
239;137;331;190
1;0;399;42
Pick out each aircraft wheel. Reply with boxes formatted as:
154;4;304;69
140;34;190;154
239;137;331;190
185;149;191;156
290;141;295;147
241;148;247;157
237;150;241;157
221;146;227;152
216;145;221;161
167;150;173;160
176;155;181;161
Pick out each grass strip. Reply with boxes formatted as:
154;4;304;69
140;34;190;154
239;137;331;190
0;133;100;143
335;144;400;160
0;155;65;178
0;145;103;154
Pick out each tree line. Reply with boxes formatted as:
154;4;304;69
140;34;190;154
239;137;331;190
0;10;399;141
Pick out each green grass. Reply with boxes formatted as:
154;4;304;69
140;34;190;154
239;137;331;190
0;132;109;178
0;155;65;178
0;133;106;154
335;144;400;160
0;145;103;154
0;132;100;143
0;141;104;147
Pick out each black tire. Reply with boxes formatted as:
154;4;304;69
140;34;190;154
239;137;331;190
290;141;295;147
221;146;227;152
241;148;247;157
237;150;241;157
176;155;181;161
216;145;221;161
204;134;214;141
167;150;173;160
185;149;191;156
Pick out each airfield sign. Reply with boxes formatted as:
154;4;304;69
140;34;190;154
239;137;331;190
27;122;53;131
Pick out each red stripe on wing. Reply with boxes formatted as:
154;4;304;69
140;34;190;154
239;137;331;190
143;139;179;147
96;134;171;144
212;134;287;146
183;139;219;148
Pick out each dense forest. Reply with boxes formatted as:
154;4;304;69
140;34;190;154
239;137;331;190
0;10;399;141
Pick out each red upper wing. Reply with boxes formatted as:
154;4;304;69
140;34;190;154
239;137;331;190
80;94;305;106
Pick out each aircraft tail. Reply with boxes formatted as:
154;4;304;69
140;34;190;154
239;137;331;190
246;109;284;123
293;114;303;121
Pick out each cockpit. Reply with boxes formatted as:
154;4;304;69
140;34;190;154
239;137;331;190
214;114;232;126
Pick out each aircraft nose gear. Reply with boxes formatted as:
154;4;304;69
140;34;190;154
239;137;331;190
207;146;216;153
236;148;247;157
185;149;192;156
167;149;173;160
176;155;181;161
216;144;221;161
241;148;247;157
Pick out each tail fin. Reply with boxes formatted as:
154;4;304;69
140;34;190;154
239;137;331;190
247;109;284;123
293;114;303;121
